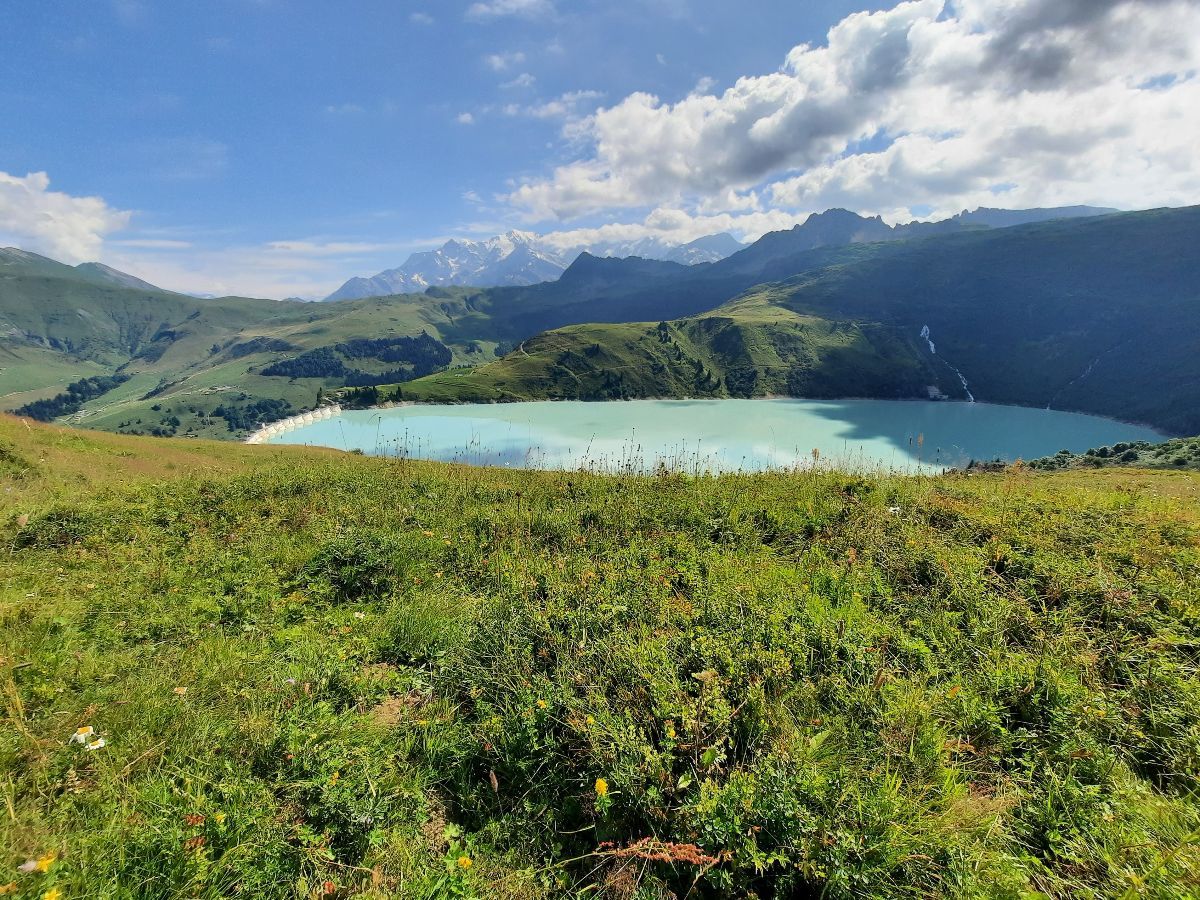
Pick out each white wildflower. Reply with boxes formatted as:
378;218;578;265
71;725;106;750
69;726;95;744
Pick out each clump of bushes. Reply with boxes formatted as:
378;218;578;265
1030;436;1200;471
298;531;412;602
211;398;293;431
261;334;452;385
14;374;130;421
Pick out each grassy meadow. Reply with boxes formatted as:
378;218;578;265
1;414;1198;898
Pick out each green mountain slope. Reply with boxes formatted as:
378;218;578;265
749;207;1200;434
398;301;960;404
400;207;1200;435
6;205;1200;438
0;250;509;436
2;416;1198;897
0;343;112;409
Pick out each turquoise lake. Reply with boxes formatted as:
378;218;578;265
264;399;1164;473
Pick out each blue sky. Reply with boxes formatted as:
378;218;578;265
2;0;1198;297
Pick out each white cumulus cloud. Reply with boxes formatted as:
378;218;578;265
507;0;1200;222
0;171;132;264
537;206;796;253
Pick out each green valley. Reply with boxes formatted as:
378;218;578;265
9;3;1200;898
6;206;1200;440
0;249;504;438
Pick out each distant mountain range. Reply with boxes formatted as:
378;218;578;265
322;207;1114;301
398;205;1200;436
4;204;1116;307
322;231;746;301
462;205;1124;343
579;232;747;266
15;201;1200;443
714;205;1117;276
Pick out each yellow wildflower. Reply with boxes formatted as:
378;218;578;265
594;778;609;797
456;855;473;870
213;811;227;826
43;890;63;900
329;771;340;785
585;715;596;726
535;699;547;710
35;852;57;873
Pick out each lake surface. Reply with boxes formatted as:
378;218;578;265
264;399;1163;473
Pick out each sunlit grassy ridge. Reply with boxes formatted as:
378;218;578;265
397;307;947;405
2;415;1198;898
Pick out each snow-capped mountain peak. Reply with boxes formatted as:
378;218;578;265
322;231;744;301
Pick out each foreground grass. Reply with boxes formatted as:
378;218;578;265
1;416;1198;898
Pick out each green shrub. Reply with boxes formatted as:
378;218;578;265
298;531;413;602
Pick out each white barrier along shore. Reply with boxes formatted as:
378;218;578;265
244;404;342;445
